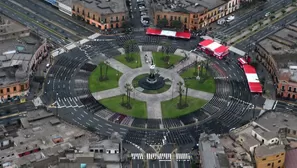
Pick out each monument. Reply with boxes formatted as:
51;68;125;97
138;57;165;90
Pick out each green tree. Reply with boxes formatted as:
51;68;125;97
184;82;189;107
177;81;184;108
104;61;110;80
99;63;103;81
122;21;132;29
124;40;137;62
171;20;183;29
157;18;168;28
160;41;171;62
124;83;133;109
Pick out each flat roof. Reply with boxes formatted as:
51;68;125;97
255;111;297;133
0;14;29;36
255;144;285;158
153;0;226;13
74;0;128;15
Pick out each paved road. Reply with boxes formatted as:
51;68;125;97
13;0;93;37
0;0;78;45
130;0;143;28
215;0;292;38
234;10;297;50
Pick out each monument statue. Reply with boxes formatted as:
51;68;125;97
138;56;165;90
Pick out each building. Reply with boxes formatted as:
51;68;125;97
151;0;240;30
72;0;129;30
0;15;30;41
254;145;285;168
43;0;73;16
0;15;50;102
199;133;230;168
254;21;297;100
229;110;297;168
58;133;124;168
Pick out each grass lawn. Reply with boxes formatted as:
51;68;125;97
114;53;141;69
88;63;122;93
152;52;184;68
161;96;207;118
132;74;171;94
180;67;215;93
99;95;147;118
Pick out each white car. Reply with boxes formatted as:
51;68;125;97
139;6;145;10
140;12;147;16
226;15;235;22
265;12;271;17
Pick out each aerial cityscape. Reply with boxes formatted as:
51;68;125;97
0;0;297;167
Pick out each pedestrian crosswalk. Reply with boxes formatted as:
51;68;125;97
176;153;191;161
131;153;190;161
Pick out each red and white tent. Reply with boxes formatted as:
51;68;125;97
197;39;229;59
242;64;262;94
146;28;191;39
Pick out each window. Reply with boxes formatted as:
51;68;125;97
111;16;113;21
157;15;160;20
13;87;16;91
170;16;173;21
278;160;281;163
282;86;285;91
122;16;125;21
276;155;279;157
164;15;167;19
93;14;95;20
184;18;187;23
178;16;181;21
116;16;118;21
281;153;284;155
87;12;90;18
175;16;177;20
267;163;271;166
7;88;10;93
289;87;292;91
294;130;297;135
262;158;266;161
294;88;296;92
0;89;2;94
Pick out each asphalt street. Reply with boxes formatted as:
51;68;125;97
215;0;292;38
130;0;143;28
234;10;297;50
0;0;77;45
13;0;93;37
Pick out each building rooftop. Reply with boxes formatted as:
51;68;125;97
257;21;297;69
74;0;128;15
0;14;29;38
255;111;297;133
0;109;95;167
253;126;277;140
153;0;226;13
0;36;39;87
240;133;260;150
199;133;230;168
254;144;285;158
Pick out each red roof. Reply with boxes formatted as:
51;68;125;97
146;28;162;35
243;65;257;74
175;32;191;39
214;45;228;53
199;39;214;47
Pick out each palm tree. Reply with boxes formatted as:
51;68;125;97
125;83;133;108
194;60;198;76
184;82;189;107
160;41;170;62
124;40;137;62
104;61;109;80
177;81;184;108
99;63;103;80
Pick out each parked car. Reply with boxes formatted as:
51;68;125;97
226;15;235;22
